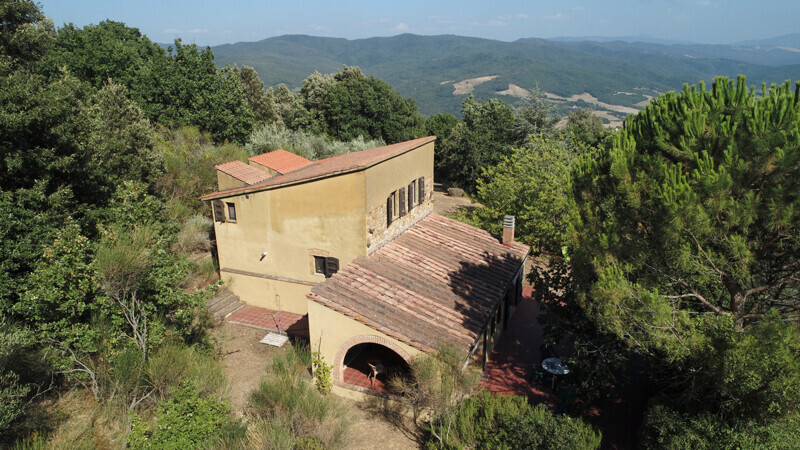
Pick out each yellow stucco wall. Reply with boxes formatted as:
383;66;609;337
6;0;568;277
364;141;433;208
248;161;279;176
307;299;422;372
217;172;246;191
221;272;312;314
213;171;367;313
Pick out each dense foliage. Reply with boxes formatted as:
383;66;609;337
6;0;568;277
535;76;800;446
437;391;601;449
472;136;587;253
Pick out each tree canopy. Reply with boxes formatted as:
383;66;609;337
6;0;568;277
554;76;800;444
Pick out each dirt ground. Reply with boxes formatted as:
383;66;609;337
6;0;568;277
212;322;421;449
432;183;479;216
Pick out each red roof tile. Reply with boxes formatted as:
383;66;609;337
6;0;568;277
307;213;530;352
214;161;271;185
200;136;436;200
249;149;313;174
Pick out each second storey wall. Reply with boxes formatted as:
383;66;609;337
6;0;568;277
365;141;435;250
213;171;367;313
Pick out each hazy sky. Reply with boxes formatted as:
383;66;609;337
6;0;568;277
38;0;799;47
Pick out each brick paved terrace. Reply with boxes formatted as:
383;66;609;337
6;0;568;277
226;305;309;338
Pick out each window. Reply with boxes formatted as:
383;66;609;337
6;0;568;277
407;181;416;210
417;176;425;204
387;191;400;226
226;202;237;221
313;256;340;278
314;256;326;275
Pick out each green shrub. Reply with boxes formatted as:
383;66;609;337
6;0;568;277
246;124;385;161
174;215;212;254
248;346;349;449
128;380;239;449
312;352;332;395
431;390;602;449
643;403;800;449
146;341;226;401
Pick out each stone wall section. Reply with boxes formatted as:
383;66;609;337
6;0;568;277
366;176;434;252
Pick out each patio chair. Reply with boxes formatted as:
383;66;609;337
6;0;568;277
367;361;385;386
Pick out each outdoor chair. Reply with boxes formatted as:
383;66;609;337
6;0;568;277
367;361;385;386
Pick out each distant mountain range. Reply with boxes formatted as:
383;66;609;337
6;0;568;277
211;34;800;122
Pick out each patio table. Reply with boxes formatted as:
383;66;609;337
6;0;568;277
542;357;570;389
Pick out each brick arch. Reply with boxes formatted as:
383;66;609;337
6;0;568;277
333;334;413;385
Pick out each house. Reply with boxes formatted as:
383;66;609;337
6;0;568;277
201;137;529;397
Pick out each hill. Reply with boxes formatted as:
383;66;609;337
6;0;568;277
211;34;800;120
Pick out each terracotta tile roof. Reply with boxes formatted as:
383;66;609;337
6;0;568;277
200;136;436;200
307;213;530;353
249;149;313;174
214;161;271;185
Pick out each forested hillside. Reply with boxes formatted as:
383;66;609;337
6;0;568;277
212;33;800;117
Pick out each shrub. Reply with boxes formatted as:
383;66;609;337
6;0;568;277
128;380;239;449
312;352;332;395
146;341;226;401
246;124;385;161
248;346;349;448
391;343;482;445
174;215;212;254
434;390;602;449
643;403;800;449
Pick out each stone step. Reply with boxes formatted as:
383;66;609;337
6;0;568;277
209;296;236;314
207;291;235;309
215;301;244;319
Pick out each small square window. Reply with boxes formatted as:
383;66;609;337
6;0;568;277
314;256;326;275
226;202;237;221
313;256;339;278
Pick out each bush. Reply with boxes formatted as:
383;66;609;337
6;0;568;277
246;124;385;161
391;343;482;445
128;380;239;449
247;346;349;449
174;215;212;254
643;403;800;449
435;390;602;449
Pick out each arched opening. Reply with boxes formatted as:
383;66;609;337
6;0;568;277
341;342;411;394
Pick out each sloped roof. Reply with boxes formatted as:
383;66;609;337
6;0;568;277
200;136;436;200
307;213;530;352
249;149;313;174
214;161;271;185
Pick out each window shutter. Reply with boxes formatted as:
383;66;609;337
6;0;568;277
213;200;226;222
386;195;393;226
417;177;425;204
408;183;415;210
399;187;406;217
324;257;339;278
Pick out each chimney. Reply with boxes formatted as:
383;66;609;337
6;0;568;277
502;215;515;246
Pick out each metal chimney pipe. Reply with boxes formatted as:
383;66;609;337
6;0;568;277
502;215;515;246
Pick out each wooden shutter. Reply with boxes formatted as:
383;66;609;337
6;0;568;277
408;183;415;210
387;195;393;226
417;177;425;204
324;257;339;278
399;187;406;217
213;200;226;222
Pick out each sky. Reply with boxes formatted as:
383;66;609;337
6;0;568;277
38;0;799;47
